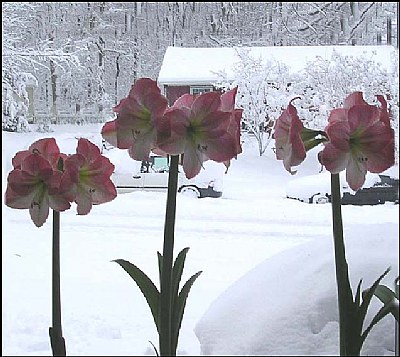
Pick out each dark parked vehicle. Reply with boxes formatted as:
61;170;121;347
285;171;399;205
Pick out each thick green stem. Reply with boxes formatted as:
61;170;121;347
159;155;179;356
330;173;356;356
49;210;66;356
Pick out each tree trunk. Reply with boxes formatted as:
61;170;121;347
50;59;57;123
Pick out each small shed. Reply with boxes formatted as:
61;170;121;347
157;45;396;105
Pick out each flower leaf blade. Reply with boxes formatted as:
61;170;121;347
113;258;160;332
171;270;202;353
361;304;396;344
357;267;392;339
374;285;396;305
172;247;190;301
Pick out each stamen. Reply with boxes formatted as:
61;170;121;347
197;144;208;152
132;129;141;139
31;201;40;209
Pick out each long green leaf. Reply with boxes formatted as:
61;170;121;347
360;268;391;314
358;267;391;340
373;285;399;323
172;248;190;302
352;279;365;341
361;304;394;344
388;302;399;323
156;251;164;340
170;247;190;352
157;251;163;287
113;259;160;333
157;247;190;354
148;340;159;357
171;270;202;353
374;285;395;305
354;279;363;308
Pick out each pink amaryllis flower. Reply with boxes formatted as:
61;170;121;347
157;89;242;179
273;97;307;174
63;138;117;215
215;87;243;173
101;77;169;161
4;138;71;227
318;92;395;191
11;137;67;170
221;87;244;157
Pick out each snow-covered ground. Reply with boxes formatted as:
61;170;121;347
2;124;399;356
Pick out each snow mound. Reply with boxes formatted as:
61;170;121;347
195;223;398;356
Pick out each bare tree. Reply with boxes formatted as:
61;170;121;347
2;2;398;131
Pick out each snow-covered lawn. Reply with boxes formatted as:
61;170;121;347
2;124;399;356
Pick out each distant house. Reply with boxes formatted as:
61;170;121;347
157;45;396;105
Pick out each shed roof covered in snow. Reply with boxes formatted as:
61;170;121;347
157;45;397;86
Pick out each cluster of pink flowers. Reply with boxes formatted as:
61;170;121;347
101;78;243;179
5;78;243;228
274;91;395;191
4;137;117;227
